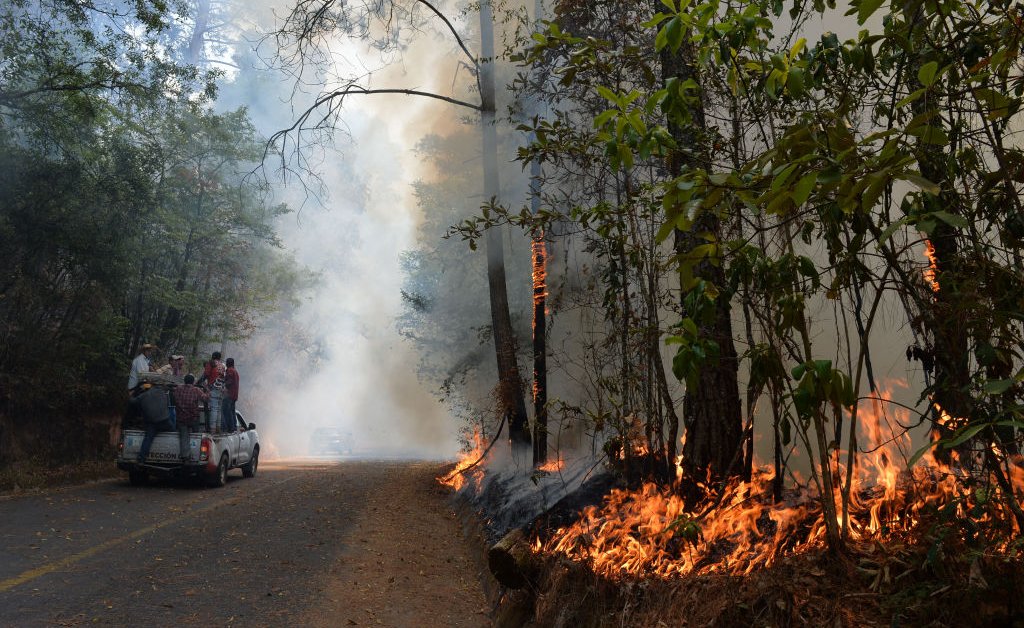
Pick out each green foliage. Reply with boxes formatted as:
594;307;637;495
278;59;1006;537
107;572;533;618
667;513;703;548
790;360;856;423
515;0;1024;545
0;0;301;422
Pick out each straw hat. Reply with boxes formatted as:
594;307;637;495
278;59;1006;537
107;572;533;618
141;343;157;351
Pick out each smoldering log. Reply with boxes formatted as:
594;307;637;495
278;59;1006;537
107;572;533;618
488;528;538;589
487;473;619;589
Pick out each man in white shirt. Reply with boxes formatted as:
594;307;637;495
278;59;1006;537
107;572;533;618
128;344;156;390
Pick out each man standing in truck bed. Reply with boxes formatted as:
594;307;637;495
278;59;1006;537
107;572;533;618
198;351;225;432
127;344;156;390
222;358;240;433
173;374;208;461
130;384;173;463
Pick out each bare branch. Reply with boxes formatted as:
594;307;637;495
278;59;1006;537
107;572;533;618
319;86;481;111
415;0;477;68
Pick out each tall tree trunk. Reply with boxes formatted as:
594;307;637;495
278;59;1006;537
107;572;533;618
907;17;970;459
159;227;197;348
161;1;211;349
480;0;530;447
658;18;742;481
187;0;211;65
529;0;548;466
531;227;548;465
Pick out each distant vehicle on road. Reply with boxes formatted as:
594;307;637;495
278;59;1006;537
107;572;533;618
309;427;354;456
118;405;260;487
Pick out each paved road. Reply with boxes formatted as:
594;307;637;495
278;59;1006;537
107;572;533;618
0;460;488;627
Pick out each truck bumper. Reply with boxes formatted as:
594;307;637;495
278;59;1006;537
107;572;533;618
118;460;205;478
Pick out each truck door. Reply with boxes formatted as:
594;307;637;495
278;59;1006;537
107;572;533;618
234;413;250;465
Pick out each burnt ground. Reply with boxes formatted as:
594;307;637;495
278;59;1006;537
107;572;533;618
0;459;490;627
493;526;1024;628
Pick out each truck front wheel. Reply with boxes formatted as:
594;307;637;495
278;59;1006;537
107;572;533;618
242;447;259;478
208;453;229;488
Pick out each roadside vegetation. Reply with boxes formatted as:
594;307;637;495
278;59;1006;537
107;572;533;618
0;1;303;470
403;0;1024;623
4;0;1024;623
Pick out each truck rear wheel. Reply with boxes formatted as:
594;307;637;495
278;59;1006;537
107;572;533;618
208;453;228;488
128;468;148;486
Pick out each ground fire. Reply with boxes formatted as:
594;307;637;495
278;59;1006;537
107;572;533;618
438;429;486;492
442;385;1024;582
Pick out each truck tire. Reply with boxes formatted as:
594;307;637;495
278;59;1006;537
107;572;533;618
128;468;148;486
242;446;259;478
208;453;229;488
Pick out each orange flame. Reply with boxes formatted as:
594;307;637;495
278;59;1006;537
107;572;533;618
532;232;548;407
542;385;1023;579
438;429;486;492
923;239;940;293
532;234;548;311
538;457;564;473
934;403;966;431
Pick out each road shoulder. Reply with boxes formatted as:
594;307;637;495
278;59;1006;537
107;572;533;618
301;462;490;628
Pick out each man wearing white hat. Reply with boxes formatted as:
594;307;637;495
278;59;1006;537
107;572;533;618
128;343;156;390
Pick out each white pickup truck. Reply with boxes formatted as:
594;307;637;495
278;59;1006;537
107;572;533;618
117;408;261;488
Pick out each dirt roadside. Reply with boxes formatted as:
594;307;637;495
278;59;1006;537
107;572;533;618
300;461;492;628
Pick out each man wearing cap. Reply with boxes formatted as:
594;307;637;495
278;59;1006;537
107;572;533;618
169;355;186;377
128;344;156;390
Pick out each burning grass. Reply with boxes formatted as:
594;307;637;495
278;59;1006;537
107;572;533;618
441;387;1024;625
542;388;1024;581
438;428;486;492
500;534;1024;627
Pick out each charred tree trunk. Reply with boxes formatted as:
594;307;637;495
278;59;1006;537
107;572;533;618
658;20;742;481
488;472;619;588
480;0;530;448
907;21;970;460
531;228;548;465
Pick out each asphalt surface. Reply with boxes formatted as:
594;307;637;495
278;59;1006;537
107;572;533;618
0;459;488;627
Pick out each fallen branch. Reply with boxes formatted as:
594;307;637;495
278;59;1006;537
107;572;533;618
443;413;506;483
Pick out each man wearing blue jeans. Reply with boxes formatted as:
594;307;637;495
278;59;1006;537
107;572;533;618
130;385;172;463
173;374;208;461
222;357;240;433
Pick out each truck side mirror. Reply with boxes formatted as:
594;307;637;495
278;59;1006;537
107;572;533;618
248;422;256;430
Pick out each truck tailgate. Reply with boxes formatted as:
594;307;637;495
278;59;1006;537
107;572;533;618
121;429;199;463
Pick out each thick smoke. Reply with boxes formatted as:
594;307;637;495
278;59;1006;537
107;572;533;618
209;0;487;459
210;0;930;468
